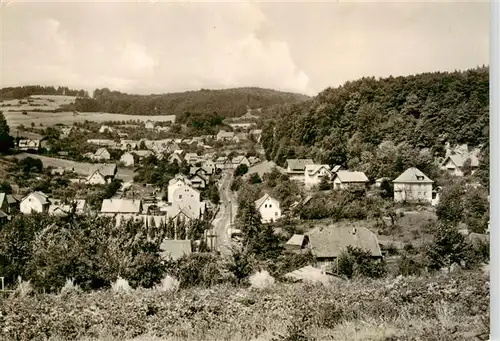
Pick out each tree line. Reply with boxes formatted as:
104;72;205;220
70;87;309;117
261;67;489;180
0;86;89;100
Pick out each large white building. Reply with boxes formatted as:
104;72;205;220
254;193;281;223
20;191;50;214
393;167;433;203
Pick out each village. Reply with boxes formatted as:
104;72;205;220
0;102;489;279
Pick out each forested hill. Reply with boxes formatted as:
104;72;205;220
261;67;489;180
1;86;89;99
70;87;310;118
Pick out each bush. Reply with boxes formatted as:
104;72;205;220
397;252;427;276
60;278;82;295
234;164;249;177
249;270;275;289
336;246;387;279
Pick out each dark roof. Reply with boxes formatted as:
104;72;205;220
307;225;382;258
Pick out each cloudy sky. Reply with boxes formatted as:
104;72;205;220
0;0;489;96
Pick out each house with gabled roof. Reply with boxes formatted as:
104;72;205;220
231;155;250;169
99;125;114;133
393;167;433;203
0;193;19;214
189;173;207;189
167;175;192;202
304;164;332;189
440;153;479;177
171;185;204;219
215;156;232;170
86;164;117;185
20;191;50;214
88;147;111;161
18;139;40;151
305;225;382;271
332;171;369;190
255;193;281;223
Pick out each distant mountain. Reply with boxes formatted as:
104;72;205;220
69;87;311;118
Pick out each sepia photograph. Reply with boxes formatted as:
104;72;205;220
0;1;494;340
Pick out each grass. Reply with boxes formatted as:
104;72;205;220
1;269;489;341
8;154;135;182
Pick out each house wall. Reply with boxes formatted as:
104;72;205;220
333;177;346;190
394;183;433;203
168;180;190;203
20;196;46;214
258;197;281;223
87;172;106;185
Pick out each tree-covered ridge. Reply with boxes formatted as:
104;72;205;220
0;86;89;100
262;67;489;176
71;87;311;117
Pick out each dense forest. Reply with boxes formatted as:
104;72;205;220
71;87;310;117
0;86;89;100
261;67;489;181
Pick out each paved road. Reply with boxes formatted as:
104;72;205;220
211;171;238;254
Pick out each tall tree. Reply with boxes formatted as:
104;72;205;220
0;111;12;153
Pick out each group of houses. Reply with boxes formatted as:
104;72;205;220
284;159;440;205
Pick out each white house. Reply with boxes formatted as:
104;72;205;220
20;191;50;214
440;153;479;177
331;171;369;190
171;185;204;219
254;193;282;223
304;164;332;189
215;156;232;170
145;120;155;130
167;175;192;202
393;167;433;204
120;152;135;167
86;164;117;185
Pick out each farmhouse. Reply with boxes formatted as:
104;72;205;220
393;167;433;204
20;191;50;214
304;164;332;189
254;193;282;223
120;152;135;167
171;185;204;219
167;175;192;202
145;120;155;130
87;139;117;148
306;226;382;271
168;152;184;165
215;156;232;170
189;174;207;189
184;153;200;165
332;171;369;190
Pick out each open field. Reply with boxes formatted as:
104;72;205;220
3;111;176;128
0;269;489;341
10;153;135;182
0;95;77;111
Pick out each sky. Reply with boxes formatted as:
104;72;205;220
0;0;490;96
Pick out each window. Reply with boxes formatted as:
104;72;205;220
275;212;278;216
179;195;182;199
269;204;272;208
264;204;267;208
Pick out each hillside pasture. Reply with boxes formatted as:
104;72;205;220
3;111;177;128
0;95;77;111
10;154;135;182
